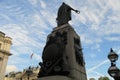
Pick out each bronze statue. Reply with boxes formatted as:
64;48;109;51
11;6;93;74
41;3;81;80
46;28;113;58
56;2;80;27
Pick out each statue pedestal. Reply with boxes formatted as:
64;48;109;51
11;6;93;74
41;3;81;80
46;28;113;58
38;76;72;80
38;24;87;80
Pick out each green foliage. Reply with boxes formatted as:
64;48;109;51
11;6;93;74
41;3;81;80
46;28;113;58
98;76;110;80
89;78;95;80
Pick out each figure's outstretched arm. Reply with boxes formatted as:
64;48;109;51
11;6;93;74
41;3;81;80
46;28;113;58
68;5;80;14
71;8;80;14
75;10;80;14
63;2;80;14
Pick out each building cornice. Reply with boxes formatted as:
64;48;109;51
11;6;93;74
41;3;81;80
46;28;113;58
0;31;5;37
0;49;12;56
4;39;12;44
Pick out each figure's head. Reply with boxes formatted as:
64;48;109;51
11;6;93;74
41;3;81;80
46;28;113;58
62;2;65;5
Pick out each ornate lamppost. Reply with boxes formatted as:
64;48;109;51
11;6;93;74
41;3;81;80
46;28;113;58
26;66;33;80
108;48;120;80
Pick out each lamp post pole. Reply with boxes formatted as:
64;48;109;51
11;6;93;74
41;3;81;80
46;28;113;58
108;48;120;80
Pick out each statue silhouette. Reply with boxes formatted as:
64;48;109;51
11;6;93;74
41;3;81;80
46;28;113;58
56;2;80;27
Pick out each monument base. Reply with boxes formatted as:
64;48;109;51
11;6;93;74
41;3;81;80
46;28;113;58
38;76;72;80
38;24;87;80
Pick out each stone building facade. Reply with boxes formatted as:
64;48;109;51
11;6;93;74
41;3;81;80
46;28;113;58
4;66;40;80
0;31;12;80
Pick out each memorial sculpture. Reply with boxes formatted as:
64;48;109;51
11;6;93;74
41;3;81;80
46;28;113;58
38;32;69;77
38;2;87;80
56;2;80;26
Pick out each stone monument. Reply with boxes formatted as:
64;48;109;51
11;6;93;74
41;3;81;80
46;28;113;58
38;2;87;80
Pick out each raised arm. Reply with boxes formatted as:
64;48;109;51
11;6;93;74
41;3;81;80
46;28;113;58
64;3;80;14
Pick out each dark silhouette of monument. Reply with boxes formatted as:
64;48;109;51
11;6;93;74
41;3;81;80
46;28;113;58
56;2;80;27
38;2;87;80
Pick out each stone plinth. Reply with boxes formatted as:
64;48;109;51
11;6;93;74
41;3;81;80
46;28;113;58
38;76;72;80
38;24;87;80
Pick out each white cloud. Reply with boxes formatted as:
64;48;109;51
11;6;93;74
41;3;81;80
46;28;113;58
108;15;120;23
29;0;38;5
8;55;29;65
83;10;99;24
73;0;120;41
100;25;120;35
91;44;100;51
0;24;29;46
0;23;45;68
77;13;86;24
0;23;45;47
105;36;120;41
80;33;102;46
40;1;46;9
40;10;56;27
89;53;97;58
80;34;93;45
6;65;18;73
0;13;12;21
70;0;118;47
32;53;42;61
107;0;120;11
93;71;104;76
32;14;49;29
87;60;109;74
115;49;120;68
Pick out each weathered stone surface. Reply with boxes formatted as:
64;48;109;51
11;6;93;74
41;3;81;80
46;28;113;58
38;76;72;80
38;24;87;80
0;31;12;80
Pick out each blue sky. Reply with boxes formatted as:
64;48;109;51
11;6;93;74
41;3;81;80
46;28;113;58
0;0;120;79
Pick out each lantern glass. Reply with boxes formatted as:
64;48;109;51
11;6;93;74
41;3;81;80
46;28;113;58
108;65;120;77
108;49;118;62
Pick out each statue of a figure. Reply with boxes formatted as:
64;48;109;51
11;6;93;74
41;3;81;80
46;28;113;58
56;2;80;27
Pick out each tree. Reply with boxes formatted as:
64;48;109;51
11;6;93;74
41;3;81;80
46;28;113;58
98;76;110;80
89;78;95;80
102;76;110;80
